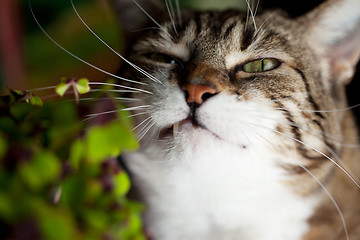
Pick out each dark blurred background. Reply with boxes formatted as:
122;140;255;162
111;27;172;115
0;0;234;93
0;0;359;123
0;0;122;93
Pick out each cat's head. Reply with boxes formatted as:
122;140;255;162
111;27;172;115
113;0;360;190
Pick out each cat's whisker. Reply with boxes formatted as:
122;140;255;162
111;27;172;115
273;118;360;181
235;78;261;101
112;97;142;102
36;88;127;101
280;115;358;179
291;123;359;149
175;0;182;27
291;79;335;95
272;102;360;113
39;89;93;100
93;89;140;94
251;127;275;147
80;111;135;124
244;2;250;33
247;122;350;240
132;0;162;30
80;104;148;123
292;122;360;149
29;1;145;87
255;113;360;148
297;163;349;240
89;89;140;96
328;141;360;149
131;27;175;41
137;119;156;143
323;144;360;183
73;88;142;98
165;0;178;36
132;116;153;131
142;125;161;146
89;82;153;95
70;0;163;86
137;118;154;135
264;124;360;189
27;86;56;92
253;0;260;19
85;110;119;118
249;112;360;180
244;0;258;32
39;93;65;100
85;105;150;118
240;113;360;189
127;111;149;118
236;87;251;101
122;105;152;112
157;67;170;78
254;11;277;37
76;97;141;103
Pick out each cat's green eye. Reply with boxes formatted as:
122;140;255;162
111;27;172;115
146;53;177;65
242;58;280;73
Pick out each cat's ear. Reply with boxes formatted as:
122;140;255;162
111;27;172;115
302;0;360;83
110;0;164;40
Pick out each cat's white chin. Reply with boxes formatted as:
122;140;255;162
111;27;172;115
176;119;220;139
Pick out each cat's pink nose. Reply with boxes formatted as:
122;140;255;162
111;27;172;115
182;83;217;105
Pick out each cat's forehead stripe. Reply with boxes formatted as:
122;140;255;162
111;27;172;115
163;11;249;44
156;11;296;70
156;11;251;63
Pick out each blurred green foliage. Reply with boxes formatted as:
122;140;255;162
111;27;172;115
0;1;251;239
0;88;144;240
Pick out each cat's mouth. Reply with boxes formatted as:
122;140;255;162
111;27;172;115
159;117;220;139
159;118;195;138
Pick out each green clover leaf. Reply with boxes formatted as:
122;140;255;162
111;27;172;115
55;82;71;97
76;78;90;94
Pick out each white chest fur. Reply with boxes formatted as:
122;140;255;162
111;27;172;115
124;132;318;240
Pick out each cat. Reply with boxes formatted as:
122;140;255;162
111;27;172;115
109;0;360;239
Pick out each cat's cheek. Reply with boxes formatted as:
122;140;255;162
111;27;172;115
197;95;282;146
149;94;189;130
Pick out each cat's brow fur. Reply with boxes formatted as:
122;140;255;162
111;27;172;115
111;0;360;239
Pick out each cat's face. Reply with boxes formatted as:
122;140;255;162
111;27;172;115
110;1;360;238
117;0;360;193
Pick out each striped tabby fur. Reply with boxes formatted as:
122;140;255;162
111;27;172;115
112;0;360;239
